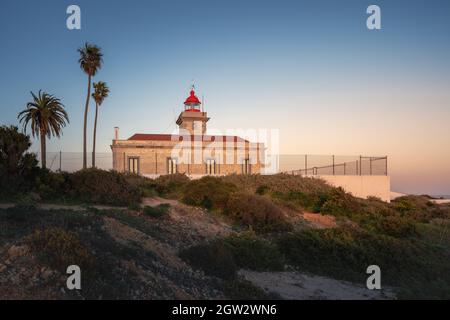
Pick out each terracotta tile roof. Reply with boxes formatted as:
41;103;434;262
128;133;249;143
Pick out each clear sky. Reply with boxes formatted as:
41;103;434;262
1;0;449;195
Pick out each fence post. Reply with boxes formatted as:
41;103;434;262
305;154;307;176
59;151;62;172
359;155;362;176
332;155;335;175
385;156;388;176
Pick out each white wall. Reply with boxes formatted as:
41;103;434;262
315;175;391;203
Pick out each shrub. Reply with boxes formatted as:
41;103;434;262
223;279;275;300
255;185;269;195
26;227;94;272
143;204;170;218
182;176;237;210
276;227;450;298
276;228;411;282
179;241;237;279
127;202;141;211
0;125;39;198
222;232;285;271
393;197;417;213
152;174;190;197
67;168;141;206
221;174;333;196
225;193;292;233
35;169;69;200
319;187;361;216
373;215;416;237
391;196;449;222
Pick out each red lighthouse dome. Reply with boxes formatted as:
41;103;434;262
184;89;201;112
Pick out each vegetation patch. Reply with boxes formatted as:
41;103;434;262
180;232;285;281
225;193;292;233
66;168;141;206
179;241;238;280
143;204;171;218
26;227;95;273
182;176;237;210
223;279;278;300
222;232;285;271
276;227;450;299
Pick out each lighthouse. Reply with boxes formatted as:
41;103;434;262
176;88;210;135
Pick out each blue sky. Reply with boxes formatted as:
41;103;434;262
1;0;449;194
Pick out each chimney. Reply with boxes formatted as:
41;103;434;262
114;127;119;140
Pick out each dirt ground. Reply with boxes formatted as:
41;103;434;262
240;270;396;300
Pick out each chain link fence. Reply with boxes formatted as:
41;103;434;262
38;152;387;176
278;154;388;176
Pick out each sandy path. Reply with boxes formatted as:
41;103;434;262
0;203;125;211
240;270;396;300
302;212;337;229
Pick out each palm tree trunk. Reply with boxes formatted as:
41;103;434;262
83;74;91;169
92;102;98;167
40;131;46;169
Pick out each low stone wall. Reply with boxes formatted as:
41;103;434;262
314;175;391;203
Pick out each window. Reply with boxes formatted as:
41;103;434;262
242;158;251;175
167;158;178;174
128;157;139;174
206;159;216;175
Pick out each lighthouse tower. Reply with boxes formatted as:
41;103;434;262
176;88;210;135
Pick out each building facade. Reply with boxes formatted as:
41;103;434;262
111;89;265;177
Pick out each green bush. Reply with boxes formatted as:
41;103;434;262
67;168;141;206
143;204;170;218
222;232;285;271
182;176;237;210
26;227;94;272
223;279;275;300
221;174;333;196
373;215;416;237
0;125;39;198
393;197;417;213
225;193;292;233
255;185;269;195
152;174;190;197
276;227;450;299
35;169;68;200
318;187;361;216
179;241;237;279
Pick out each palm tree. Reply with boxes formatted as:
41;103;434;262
91;81;109;167
18;91;69;169
78;43;103;169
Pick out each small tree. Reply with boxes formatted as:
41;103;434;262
0;125;38;196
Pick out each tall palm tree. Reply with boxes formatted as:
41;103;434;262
91;81;109;167
78;42;103;169
18;91;69;169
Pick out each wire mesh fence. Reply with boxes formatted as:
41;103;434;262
37;152;387;176
39;152;113;172
278;154;388;176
